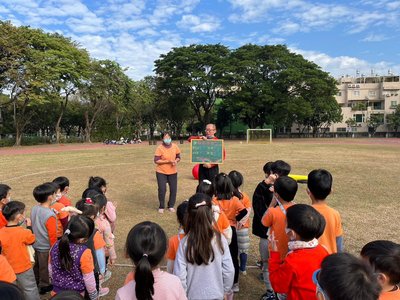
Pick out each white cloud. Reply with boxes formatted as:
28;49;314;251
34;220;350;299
362;34;389;42
177;14;221;33
66;13;105;34
273;21;301;35
149;0;201;26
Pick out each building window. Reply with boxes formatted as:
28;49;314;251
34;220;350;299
391;101;398;108
373;102;383;110
368;91;376;96
337;127;346;132
354;114;365;123
337;91;342;96
353;90;360;96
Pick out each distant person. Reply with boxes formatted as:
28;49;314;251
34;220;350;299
198;124;224;183
361;240;400;300
315;252;381;300
154;132;181;213
116;221;186;300
307;169;344;253
269;204;328;299
0;184;12;229
174;193;234;299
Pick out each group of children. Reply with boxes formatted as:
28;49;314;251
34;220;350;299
0;160;399;300
0;176;117;300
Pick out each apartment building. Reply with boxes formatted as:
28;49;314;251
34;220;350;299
332;73;400;133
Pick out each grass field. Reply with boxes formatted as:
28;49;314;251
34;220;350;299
1;139;400;299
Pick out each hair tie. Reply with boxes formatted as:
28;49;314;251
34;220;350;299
64;229;71;235
202;179;212;185
195;201;207;208
85;198;93;204
142;253;148;258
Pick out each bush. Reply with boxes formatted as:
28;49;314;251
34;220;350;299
0;138;15;147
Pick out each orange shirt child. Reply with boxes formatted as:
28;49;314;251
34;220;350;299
0;225;36;274
166;232;185;261
238;192;251;228
51;202;69;238
0;211;7;229
58;195;72;207
0;254;16;283
93;231;106;250
213;197;245;228
154;143;181;175
262;203;295;259
312;203;343;254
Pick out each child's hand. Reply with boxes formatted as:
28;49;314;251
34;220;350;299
25;217;32;227
268;232;278;252
109;258;116;266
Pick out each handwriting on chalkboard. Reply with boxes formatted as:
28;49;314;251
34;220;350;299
190;139;224;164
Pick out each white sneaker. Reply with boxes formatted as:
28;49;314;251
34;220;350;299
158;208;164;214
99;287;109;297
100;270;112;284
232;283;239;293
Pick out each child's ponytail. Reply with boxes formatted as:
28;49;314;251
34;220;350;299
228;170;244;200
88;176;107;193
125;221;167;300
135;254;155;300
59;229;73;271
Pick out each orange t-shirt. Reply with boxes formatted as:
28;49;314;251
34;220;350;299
0;254;16;283
51;202;69;238
166;233;185;260
312;203;343;254
239;192;251;228
0;211;7;229
0;226;36;273
58;195;72;207
154;143;181;175
80;249;95;274
262;203;294;259
93;231;106;250
213;197;245;227
380;288;400;300
214;210;230;233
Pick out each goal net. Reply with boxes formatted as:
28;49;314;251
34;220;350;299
246;129;272;144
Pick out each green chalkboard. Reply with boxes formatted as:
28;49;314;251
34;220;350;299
190;139;224;164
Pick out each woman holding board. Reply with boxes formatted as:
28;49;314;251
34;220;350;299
154;132;181;213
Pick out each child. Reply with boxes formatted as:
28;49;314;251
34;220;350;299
116;221;186;300
307;169;344;254
252;162;274;297
0;201;40;300
50;183;69;239
228;170;251;275
213;173;247;292
53;177;72;207
269;204;329;299
75;198;109;297
88;176;117;232
167;201;188;274
0;184;12;229
174;193;234;299
361;240;400;300
0;254;16;283
196;180;232;244
262;176;297;259
315;252;381;300
31;182;58;295
49;216;98;300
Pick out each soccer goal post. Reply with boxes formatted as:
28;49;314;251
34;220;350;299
246;129;272;144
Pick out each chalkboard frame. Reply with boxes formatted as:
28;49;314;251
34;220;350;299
190;139;224;164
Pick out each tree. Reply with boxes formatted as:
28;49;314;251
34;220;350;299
367;114;384;136
386;104;400;134
154;44;231;127
80;59;131;142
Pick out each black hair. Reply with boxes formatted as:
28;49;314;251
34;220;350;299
125;221;167;300
82;190;107;212
271;160;291;176
59;216;93;271
75;198;99;219
0;184;11;200
214;173;234;200
2;201;25;221
185;193;223;265
176;201;188;227
286;204;325;241
274;176;298;202
161;132;171;139
88;176;107;194
263;162;273;175
196;180;214;198
228;170;244;200
50;290;84;299
33;182;56;203
307;169;332;200
52;177;70;193
361;240;400;286
0;280;25;300
319;253;381;300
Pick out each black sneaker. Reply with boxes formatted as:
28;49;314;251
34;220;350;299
39;285;53;295
260;290;276;300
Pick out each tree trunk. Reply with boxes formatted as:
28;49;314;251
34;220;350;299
55;95;69;144
15;125;22;146
84;111;92;143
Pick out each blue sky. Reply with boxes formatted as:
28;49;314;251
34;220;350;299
1;0;399;80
